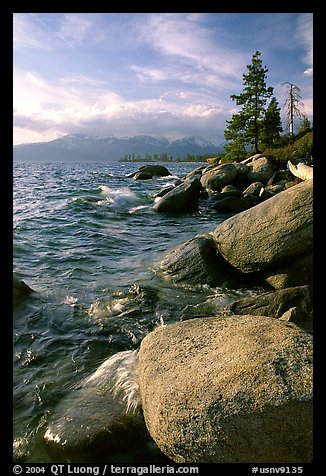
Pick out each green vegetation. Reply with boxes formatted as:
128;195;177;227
119;152;213;163
224;51;282;159
264;130;313;167
223;50;312;167
219;129;313;167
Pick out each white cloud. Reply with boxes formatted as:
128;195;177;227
295;14;313;75
57;14;104;47
130;65;170;82
13;13;52;50
13;12;107;51
304;68;313;77
13;69;230;144
134;14;246;89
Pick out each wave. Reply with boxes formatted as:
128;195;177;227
98;186;141;208
80;349;140;414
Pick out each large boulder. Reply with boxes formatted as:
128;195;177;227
200;163;238;191
261;251;313;289
153;176;202;213
210;196;258;213
138;315;313;463
246;156;274;183
158;234;235;287
212;179;313;274
128;165;171;178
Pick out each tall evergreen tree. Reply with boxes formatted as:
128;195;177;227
260;97;283;149
223;136;247;162
224;51;273;155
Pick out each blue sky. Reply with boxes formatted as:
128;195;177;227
13;12;313;145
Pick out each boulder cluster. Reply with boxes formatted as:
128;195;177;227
18;156;313;463
137;162;313;463
138;155;299;214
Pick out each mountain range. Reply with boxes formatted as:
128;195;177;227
13;134;225;162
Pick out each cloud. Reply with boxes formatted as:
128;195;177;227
304;68;313;77
133;14;246;91
295;13;313;71
13;13;313;145
13;13;52;50
13;13;107;51
13;69;230;144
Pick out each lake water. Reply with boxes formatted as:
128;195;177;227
13;160;260;463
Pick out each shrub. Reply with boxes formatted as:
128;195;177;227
263;131;313;168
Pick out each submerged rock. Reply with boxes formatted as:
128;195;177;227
133;171;153;180
128;165;171;179
13;273;34;307
43;350;147;462
138;315;313;463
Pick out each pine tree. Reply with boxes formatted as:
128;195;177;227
223;136;247;162
224;51;273;155
260;97;283;149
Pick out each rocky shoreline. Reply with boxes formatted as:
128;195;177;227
14;155;313;463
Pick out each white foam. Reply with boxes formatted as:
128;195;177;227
98;186;140;208
63;295;78;306
129;205;151;213
158;175;180;181
81;349;140;414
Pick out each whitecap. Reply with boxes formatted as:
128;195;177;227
98;186;140;208
128;205;151;213
81;349;140;414
157;174;180;181
63;295;78;306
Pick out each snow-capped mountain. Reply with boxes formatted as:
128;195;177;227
13;134;225;162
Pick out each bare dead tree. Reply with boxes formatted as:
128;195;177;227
282;82;304;142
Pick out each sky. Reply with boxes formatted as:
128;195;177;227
13;12;313;146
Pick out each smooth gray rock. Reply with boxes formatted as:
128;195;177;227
246;156;274;183
200;163;238;191
153;177;202;213
225;285;313;330
242;181;264;197
213;180;313;273
158;234;232;287
261;252;313;289
211;196;258;212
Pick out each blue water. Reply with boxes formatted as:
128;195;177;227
13;160;259;462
